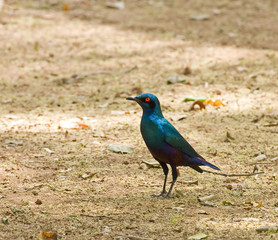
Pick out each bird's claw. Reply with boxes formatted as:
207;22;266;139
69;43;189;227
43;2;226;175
152;192;176;199
164;194;176;199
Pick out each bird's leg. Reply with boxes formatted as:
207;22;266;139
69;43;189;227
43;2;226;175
165;165;178;198
152;162;168;198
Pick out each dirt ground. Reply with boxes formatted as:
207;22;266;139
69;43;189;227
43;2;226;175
0;0;278;239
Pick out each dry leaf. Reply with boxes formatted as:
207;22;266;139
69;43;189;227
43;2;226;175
256;202;262;207
107;144;135;154
190;100;206;111
204;99;227;107
188;233;208;240
35;199;42;205
78;123;89;129
43;148;54;154
222;200;233;206
213;99;227;107
198;194;214;202
106;1;125;10
59;118;90;129
62;4;69;11
142;160;160;168
39;231;57;240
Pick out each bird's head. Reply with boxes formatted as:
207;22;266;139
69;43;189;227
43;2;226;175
126;93;163;116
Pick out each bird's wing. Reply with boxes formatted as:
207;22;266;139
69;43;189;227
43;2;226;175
161;118;220;171
161;119;199;157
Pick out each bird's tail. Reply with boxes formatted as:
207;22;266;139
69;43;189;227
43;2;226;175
193;157;220;170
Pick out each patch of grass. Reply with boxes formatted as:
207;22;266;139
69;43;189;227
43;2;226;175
169;214;182;226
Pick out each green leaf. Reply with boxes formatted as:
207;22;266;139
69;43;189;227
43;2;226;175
184;96;206;102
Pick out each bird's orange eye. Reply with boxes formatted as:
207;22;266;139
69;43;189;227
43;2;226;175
145;97;150;102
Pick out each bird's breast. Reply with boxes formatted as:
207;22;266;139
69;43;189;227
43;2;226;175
140;115;182;164
140;115;164;148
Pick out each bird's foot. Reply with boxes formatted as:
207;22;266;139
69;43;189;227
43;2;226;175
164;193;176;199
152;191;167;198
152;192;176;199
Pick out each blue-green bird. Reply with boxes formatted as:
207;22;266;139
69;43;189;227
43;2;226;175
127;93;220;198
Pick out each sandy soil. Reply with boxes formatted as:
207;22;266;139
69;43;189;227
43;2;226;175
0;1;278;239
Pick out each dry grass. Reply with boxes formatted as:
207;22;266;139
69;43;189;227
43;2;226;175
0;0;278;239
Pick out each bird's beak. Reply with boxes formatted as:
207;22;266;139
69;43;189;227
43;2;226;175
126;96;137;102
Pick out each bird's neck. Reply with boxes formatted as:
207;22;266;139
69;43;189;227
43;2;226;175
142;107;164;119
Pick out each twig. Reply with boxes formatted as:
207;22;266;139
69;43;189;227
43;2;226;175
61;65;138;84
80;214;114;219
24;184;44;191
263;122;278;127
116;234;153;240
189;100;206;111
202;168;264;177
248;162;276;165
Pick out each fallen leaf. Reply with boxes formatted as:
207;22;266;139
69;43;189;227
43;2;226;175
101;226;111;233
78;123;89;129
173;206;184;211
107;144;135;154
213;99;227;107
1;217;8;224
142;160;160;168
62;4;69;11
59;118;90;129
170;115;187;122
204;99;227;107
184;96;206;102
39;231;57;240
35;199;42;205
43;148;54;154
80;172;97;179
183;66;192;75
226;131;235;140
99;102;109;108
93;131;105;138
106;1;125;10
4;139;23;146
188;233;208;239
199;201;216;207
254;154;267;161
212;9;221;15
139;163;148;170
198;195;214;202
236;66;248;72
190;100;206;111
190;14;210;21
263;122;278;127
222;200;233;206
256;226;278;233
166;75;186;84
198;210;208;215
256;202;262;207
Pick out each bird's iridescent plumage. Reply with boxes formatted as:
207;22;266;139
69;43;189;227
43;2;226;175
127;93;220;198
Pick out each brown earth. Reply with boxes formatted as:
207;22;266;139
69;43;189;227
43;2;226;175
0;0;278;239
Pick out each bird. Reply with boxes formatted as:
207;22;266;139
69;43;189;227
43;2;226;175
126;93;220;198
